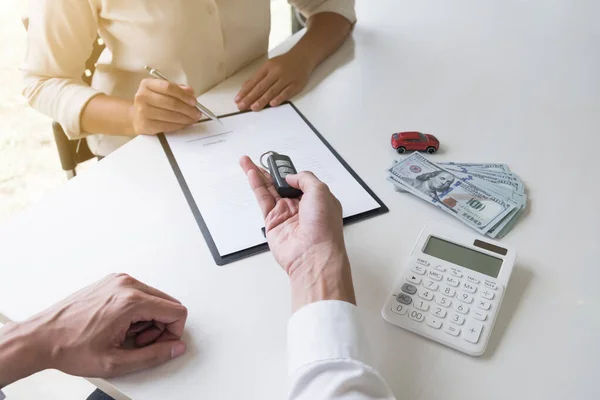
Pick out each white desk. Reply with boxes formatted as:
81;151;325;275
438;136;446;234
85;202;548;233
2;0;599;398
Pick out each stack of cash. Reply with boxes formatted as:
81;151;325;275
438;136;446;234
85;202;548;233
388;153;526;238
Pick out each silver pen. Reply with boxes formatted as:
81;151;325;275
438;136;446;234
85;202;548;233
144;65;222;124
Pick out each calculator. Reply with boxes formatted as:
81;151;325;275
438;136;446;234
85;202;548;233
382;223;516;356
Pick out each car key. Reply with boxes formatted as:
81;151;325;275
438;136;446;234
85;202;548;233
265;153;303;198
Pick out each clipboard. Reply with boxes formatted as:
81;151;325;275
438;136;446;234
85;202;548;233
159;102;388;265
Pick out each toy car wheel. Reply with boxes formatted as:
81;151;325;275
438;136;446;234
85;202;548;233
426;146;436;154
396;147;406;154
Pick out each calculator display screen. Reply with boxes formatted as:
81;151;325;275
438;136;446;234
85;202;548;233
423;236;502;278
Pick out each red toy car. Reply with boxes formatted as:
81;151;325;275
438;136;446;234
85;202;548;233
391;131;439;154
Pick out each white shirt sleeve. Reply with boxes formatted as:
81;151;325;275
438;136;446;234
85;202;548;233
0;388;5;400
290;0;357;24
21;0;102;139
287;300;396;400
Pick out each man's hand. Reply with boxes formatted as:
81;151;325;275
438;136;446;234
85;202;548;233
235;52;312;111
0;274;188;387
240;156;356;311
131;78;202;134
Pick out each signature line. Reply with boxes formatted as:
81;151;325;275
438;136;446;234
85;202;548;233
185;131;233;143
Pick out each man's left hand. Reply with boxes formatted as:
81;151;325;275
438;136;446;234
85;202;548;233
15;274;188;379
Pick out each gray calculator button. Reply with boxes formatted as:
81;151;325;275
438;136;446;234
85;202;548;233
401;283;417;295
275;160;292;167
396;293;413;305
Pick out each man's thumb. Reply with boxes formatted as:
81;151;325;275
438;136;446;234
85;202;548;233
111;341;187;376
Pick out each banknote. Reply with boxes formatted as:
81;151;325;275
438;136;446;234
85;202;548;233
489;205;526;238
442;165;521;182
443;166;525;194
447;168;524;195
439;162;510;173
451;170;527;237
388;153;519;235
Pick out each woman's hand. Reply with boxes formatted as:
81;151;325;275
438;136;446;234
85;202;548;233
131;78;203;135
235;52;312;111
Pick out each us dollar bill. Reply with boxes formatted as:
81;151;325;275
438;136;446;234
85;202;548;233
439;162;510;173
442;166;524;194
388;153;519;235
444;170;527;238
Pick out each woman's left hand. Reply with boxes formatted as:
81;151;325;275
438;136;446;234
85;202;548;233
235;51;312;111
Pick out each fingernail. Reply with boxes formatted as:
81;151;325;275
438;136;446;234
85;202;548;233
195;111;203;120
234;95;241;102
171;342;187;359
251;103;259;111
188;98;197;106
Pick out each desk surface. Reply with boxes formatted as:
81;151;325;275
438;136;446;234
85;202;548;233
2;0;599;399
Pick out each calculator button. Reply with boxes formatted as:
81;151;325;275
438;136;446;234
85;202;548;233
463;321;484;344
445;277;460;287
401;283;417;295
480;289;495;300
411;265;426;275
418;288;434;301
427;270;443;281
414;300;430;311
473;310;487;321
431;306;447;318
426;317;442;329
435;296;452;308
391;304;408;315
396;293;412;305
434;264;446;272
441;285;456;297
466;275;480;284
408;309;425;322
453;303;469;314
450;313;465;325
477;300;491;311
484;281;497;290
457;292;474;304
461;282;477;294
416;258;430;267
444;324;461;336
450;268;463;278
406;275;422;285
424;280;439;291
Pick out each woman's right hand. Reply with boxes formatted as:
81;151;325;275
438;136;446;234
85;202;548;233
130;78;202;135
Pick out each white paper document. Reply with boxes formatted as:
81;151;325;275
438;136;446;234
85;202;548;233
164;104;382;259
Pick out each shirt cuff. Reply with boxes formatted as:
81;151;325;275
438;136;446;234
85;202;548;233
55;83;102;139
294;0;357;24
0;388;5;400
21;74;102;140
287;300;370;374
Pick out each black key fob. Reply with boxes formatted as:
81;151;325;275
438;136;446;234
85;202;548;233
266;153;303;198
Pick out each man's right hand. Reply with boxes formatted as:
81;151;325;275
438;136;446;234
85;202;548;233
130;78;203;135
240;156;356;311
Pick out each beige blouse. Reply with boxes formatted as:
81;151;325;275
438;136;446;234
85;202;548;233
22;0;356;156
